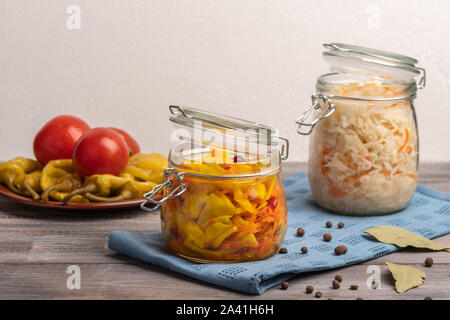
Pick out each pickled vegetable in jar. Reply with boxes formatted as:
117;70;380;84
142;106;289;263
296;43;426;216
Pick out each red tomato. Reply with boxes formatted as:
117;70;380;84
109;128;140;155
73;128;129;178
33;115;90;166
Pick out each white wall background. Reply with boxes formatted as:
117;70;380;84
1;0;449;163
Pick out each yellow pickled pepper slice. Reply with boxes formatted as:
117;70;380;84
122;153;167;183
0;157;42;198
194;193;236;229
40;159;88;203
1;157;41;173
254;182;266;200
175;214;205;249
40;159;77;189
233;185;257;214
264;176;277;201
120;173;157;195
84;174;129;197
203;215;237;249
205;223;237;249
235;232;259;248
23;170;42;200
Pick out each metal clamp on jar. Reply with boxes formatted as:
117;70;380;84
296;43;425;216
142;105;289;263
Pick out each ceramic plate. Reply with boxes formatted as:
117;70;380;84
0;184;149;211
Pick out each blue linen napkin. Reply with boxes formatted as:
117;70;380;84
108;172;450;295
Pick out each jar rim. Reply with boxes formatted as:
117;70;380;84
167;141;282;178
316;73;417;101
168;162;282;179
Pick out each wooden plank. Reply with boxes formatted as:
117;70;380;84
0;162;448;299
1;162;448;264
0;224;448;264
0;262;447;300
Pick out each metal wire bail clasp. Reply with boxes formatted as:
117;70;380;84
295;93;336;135
140;168;187;212
416;67;426;90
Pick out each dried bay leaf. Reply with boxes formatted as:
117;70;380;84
386;262;426;293
364;226;450;252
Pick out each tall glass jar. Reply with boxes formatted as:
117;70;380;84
142;106;289;263
296;43;426;216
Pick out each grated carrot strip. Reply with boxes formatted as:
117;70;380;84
397;128;409;153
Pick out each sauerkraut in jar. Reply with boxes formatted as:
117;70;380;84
297;43;425;215
142;106;289;262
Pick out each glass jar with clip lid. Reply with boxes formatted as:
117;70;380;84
142;105;289;263
296;43;426;216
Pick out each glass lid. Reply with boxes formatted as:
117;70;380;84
169;105;274;136
168;105;289;174
323;43;426;88
169;106;288;159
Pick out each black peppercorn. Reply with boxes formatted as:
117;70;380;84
306;285;314;293
323;233;332;242
297;228;305;237
280;281;289;290
301;246;308;254
425;257;433;267
334;245;348;255
326;221;332;228
332;280;340;289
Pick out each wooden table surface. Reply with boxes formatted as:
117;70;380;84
0;162;449;300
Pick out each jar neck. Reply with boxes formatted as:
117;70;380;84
316;73;417;100
168;141;281;177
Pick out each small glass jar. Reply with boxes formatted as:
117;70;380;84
296;43;426;216
142;106;289;263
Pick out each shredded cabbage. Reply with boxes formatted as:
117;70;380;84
308;82;418;215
